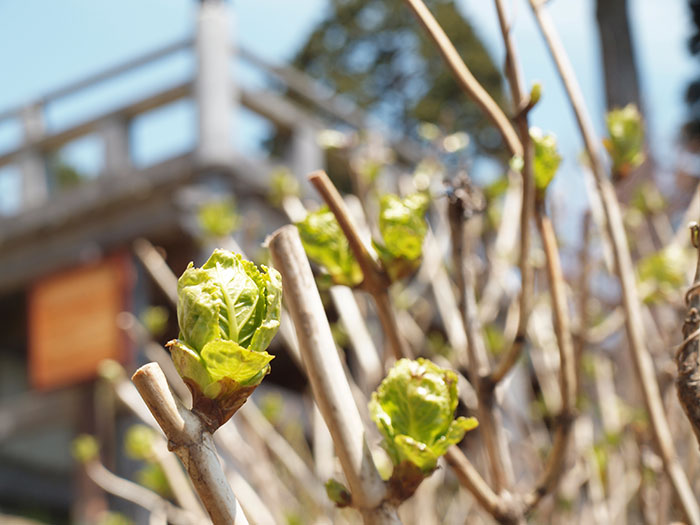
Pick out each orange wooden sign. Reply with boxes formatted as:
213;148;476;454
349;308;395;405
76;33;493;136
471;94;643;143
28;253;133;391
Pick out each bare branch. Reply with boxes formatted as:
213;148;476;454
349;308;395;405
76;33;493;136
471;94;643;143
267;225;400;524
308;170;411;361
524;210;577;509
400;0;523;158
443;448;521;524
490;0;535;386
132;238;178;306
447;177;514;493
132;363;249;525
84;458;200;525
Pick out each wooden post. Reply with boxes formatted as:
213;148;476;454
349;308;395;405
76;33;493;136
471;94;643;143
195;0;235;170
100;117;131;176
19;104;48;208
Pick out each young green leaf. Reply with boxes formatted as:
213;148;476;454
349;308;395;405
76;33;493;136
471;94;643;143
97;512;133;525
140;305;169;338
124;425;156;461
529;82;542;107
72;434;99;464
374;193;430;281
137;463;173;499
530;127;562;197
168;249;282;431
197;198;239;238
604;104;645;178
268;167;300;207
325;478;352;507
296;206;363;287
636;245;688;304
369;358;478;474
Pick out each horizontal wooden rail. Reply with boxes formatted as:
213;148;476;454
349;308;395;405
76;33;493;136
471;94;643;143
0;38;193;123
0;82;192;169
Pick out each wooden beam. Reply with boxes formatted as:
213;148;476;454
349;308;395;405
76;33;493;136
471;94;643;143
0;387;82;441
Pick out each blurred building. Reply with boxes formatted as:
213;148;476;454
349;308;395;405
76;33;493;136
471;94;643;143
0;1;365;522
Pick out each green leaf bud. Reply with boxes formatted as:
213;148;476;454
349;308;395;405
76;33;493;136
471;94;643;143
296;206;363;287
604;104;645;178
72;434;99;464
530;127;562;197
168;249;281;431
374;193;430;281
325;478;352;507
369;358;478;474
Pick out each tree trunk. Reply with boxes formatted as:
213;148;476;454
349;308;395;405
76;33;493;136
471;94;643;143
595;0;641;111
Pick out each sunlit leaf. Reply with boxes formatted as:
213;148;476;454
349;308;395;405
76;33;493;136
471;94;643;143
198;198;239;238
636;245;688;304
297;206;363;287
124;425;156;461
169;249;281;430
369;358;478;473
374;193;430;281
72;434;99;464
529;82;542;107
604;104;645;177
530;127;562;196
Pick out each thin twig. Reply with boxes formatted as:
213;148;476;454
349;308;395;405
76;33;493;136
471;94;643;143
238;400;327;506
101;364;205;518
134;331;315;519
132;363;249;525
490;0;535;386
133;239;178;306
443;448;520;524
524;209;577;510
330;285;384;391
152;439;207;518
267;225;400;525
102;353;282;524
308;170;412;361
447;179;513;493
84;459;200;525
574;212;593;367
528;3;700;522
400;0;523;158
478;171;522;325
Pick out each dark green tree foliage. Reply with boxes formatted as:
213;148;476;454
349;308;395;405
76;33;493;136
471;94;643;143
293;0;506;156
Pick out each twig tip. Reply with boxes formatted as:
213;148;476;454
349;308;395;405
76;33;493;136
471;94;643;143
689;222;700;248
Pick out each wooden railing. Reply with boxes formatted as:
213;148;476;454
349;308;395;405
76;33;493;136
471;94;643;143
0;35;329;213
0;1;425;220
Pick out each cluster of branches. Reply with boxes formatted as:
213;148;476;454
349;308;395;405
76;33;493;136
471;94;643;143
69;1;700;524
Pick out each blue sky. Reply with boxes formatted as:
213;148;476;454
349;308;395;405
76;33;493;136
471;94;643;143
0;0;696;218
